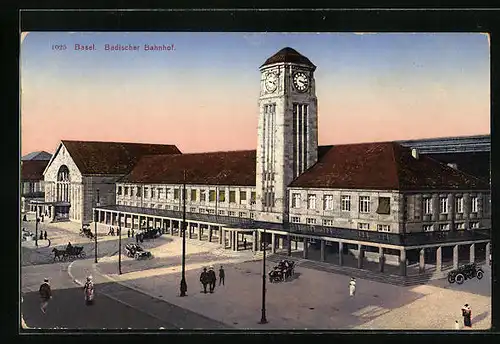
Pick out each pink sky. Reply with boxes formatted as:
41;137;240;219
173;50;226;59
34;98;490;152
20;32;490;156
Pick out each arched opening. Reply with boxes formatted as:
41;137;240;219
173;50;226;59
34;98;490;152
54;165;71;221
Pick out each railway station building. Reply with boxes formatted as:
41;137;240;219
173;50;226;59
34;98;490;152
39;47;491;278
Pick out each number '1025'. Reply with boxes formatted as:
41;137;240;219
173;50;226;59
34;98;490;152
52;44;67;50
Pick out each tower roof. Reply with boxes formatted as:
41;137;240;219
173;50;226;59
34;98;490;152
261;47;316;70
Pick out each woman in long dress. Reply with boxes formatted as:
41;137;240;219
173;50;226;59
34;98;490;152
84;276;95;305
462;304;472;328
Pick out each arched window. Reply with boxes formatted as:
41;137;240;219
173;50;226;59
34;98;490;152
57;165;70;181
56;165;70;202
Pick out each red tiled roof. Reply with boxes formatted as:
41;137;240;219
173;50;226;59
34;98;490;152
290;142;489;191
261;47;316;70
61;140;181;175
21;160;49;181
120;150;256;186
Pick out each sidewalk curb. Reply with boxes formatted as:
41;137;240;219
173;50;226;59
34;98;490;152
92;263;232;329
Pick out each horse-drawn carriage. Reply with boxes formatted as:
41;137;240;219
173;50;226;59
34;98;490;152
447;262;484;284
52;246;86;261
125;243;152;260
269;259;295;283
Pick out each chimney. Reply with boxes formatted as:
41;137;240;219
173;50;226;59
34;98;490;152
447;163;458;170
411;148;419;159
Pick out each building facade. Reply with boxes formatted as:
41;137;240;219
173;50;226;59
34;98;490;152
20;151;52;213
38;47;489;277
41;140;180;224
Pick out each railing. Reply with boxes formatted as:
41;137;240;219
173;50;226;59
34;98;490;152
21;191;45;198
96;204;490;247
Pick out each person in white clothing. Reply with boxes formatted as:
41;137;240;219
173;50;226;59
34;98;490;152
349;277;356;297
455;320;460;330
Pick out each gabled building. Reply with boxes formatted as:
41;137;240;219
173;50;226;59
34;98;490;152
21;152;52;213
40;140;180;223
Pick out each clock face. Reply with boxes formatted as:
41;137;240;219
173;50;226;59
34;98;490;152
264;72;278;92
293;72;309;92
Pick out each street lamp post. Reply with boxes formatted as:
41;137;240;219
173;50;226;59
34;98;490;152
35;217;40;247
94;188;100;264
118;212;122;275
259;228;268;324
180;170;188;297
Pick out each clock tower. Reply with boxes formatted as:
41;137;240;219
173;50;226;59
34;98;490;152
256;47;318;223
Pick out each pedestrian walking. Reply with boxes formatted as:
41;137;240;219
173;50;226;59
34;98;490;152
127;229;131;238
219;265;225;286
23;214;27;222
131;229;135;237
140;234;144;243
108;226;113;236
461;304;472;328
39;278;52;314
135;233;139;244
83;276;95;305
200;267;209;294
208;266;216;293
349;277;356;297
44;231;47;240
455;320;460;330
243;238;247;250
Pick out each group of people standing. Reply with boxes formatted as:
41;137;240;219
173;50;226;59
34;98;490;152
199;266;225;294
107;226;121;236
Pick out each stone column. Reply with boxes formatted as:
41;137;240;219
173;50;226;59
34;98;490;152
338;242;344;266
436;246;442;272
271;233;276;254
208;226;213;242
222;229;226;249
320;240;326;262
486;242;491;265
198;224;202;241
286;236;292;256
279;237;284;249
295;240;298;250
303;238;309;259
469;243;475;263
399;249;407;276
357;244;364;269
188;223;193;239
218;227;223;244
252;231;257;251
229;230;233;249
234;232;238;251
419;248;426;273
453;244;459;269
379;247;385;272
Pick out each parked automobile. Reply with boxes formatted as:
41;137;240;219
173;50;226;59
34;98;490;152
140;228;162;240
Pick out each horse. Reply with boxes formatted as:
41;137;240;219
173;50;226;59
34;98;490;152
52;248;67;262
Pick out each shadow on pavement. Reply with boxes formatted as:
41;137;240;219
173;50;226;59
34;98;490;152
100;257;429;329
21;279;229;330
472;311;489;324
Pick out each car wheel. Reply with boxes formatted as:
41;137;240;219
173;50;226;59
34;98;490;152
455;273;465;285
476;270;484;280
